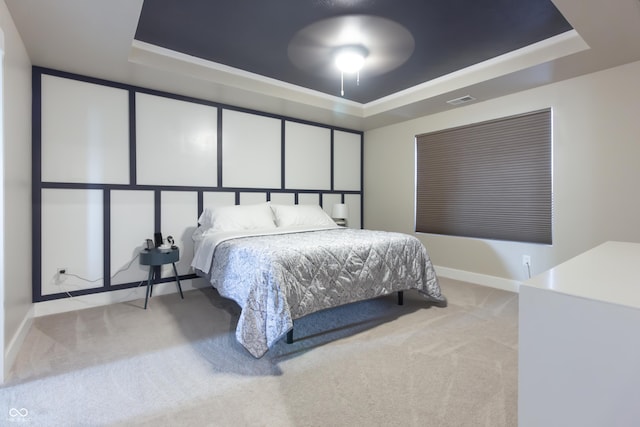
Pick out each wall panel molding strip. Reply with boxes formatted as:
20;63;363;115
32;66;363;303
129;90;137;185
103;190;111;289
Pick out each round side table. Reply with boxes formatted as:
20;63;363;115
139;247;184;309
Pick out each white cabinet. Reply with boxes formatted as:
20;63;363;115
519;241;640;427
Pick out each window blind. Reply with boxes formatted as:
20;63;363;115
415;109;552;244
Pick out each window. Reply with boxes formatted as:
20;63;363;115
415;109;552;244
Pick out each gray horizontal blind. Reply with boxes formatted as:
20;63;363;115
415;109;552;244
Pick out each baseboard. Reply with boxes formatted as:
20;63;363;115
34;277;210;317
32;265;519;316
434;265;521;293
4;305;35;381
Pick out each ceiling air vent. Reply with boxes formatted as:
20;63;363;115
446;95;476;106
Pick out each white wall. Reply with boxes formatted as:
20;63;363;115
34;71;363;312
0;0;33;382
364;59;640;284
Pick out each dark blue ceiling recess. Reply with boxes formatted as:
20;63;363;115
135;0;572;104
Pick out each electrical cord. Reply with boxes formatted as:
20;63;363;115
525;261;532;279
60;252;141;283
55;252;147;304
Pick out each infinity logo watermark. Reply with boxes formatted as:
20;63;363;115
8;408;29;421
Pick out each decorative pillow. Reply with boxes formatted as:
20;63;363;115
270;204;337;228
198;203;276;231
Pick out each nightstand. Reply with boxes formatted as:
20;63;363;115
139;247;184;309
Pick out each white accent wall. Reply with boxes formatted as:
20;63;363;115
41;75;130;184
136;92;218;187
364;59;640;284
34;70;363;306
1;0;33;383
222;110;280;188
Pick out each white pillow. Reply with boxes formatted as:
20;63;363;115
198;203;276;231
270;204;337;228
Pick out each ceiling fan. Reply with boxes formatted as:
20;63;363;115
287;15;415;97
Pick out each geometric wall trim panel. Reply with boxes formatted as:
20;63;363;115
32;66;363;303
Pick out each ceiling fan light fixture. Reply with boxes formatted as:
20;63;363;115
334;46;368;73
288;16;415;99
334;45;369;96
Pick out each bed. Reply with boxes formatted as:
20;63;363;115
191;202;446;357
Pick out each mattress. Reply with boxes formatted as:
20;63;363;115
193;227;446;357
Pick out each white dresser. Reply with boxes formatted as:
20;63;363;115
519;241;640;427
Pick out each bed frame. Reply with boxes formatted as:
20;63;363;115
285;291;404;344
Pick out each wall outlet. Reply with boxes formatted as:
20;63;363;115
54;268;67;286
522;255;532;279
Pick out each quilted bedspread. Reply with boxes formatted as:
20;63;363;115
196;228;446;357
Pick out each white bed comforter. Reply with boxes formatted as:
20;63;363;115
192;227;445;357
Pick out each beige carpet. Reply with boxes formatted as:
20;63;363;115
1;278;518;426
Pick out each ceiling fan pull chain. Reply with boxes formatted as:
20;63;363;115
341;71;344;96
357;71;360;86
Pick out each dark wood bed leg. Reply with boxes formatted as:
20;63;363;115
397;291;404;306
286;329;293;344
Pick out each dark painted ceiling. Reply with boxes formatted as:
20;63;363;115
134;0;572;104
